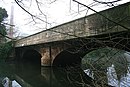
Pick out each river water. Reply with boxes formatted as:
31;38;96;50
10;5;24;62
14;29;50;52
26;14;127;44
1;62;130;87
0;62;92;87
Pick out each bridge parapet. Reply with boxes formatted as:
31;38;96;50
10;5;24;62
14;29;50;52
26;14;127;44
15;2;130;47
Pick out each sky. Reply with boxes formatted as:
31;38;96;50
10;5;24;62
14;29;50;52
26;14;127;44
0;0;130;37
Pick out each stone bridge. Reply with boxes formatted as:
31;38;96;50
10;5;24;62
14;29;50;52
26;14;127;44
15;2;130;66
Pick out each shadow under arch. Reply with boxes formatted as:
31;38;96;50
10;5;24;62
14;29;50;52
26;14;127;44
52;48;82;67
22;49;42;65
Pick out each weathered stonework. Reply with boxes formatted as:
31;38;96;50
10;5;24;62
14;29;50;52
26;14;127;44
40;47;50;66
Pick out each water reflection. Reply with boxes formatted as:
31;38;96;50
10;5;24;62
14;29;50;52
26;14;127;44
0;62;93;87
54;67;95;87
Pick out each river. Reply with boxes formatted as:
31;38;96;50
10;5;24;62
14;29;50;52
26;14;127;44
0;62;93;87
1;61;130;87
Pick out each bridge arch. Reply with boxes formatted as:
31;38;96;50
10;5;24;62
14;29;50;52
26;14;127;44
52;48;81;67
22;49;42;64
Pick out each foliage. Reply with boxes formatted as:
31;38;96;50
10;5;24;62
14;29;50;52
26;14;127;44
0;7;12;62
0;41;14;62
0;7;8;41
0;7;8;22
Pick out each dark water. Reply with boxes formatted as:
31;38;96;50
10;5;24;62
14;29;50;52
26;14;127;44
0;62;92;87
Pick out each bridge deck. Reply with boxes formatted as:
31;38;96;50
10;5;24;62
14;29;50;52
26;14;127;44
15;2;130;47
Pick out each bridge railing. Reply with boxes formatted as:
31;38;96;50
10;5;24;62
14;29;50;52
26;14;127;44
15;2;130;47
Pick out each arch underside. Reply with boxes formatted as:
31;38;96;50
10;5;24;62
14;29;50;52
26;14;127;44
53;49;81;67
22;49;42;65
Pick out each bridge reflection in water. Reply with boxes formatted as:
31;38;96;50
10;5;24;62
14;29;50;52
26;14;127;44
0;62;93;87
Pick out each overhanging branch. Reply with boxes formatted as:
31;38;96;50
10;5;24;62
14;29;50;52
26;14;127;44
93;0;121;4
72;0;130;30
14;0;51;25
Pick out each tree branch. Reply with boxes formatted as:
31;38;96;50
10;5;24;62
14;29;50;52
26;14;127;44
72;0;130;30
14;0;51;26
1;22;15;27
93;0;121;4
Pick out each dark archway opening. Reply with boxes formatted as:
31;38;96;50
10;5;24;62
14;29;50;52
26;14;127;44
22;49;42;65
53;50;81;67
